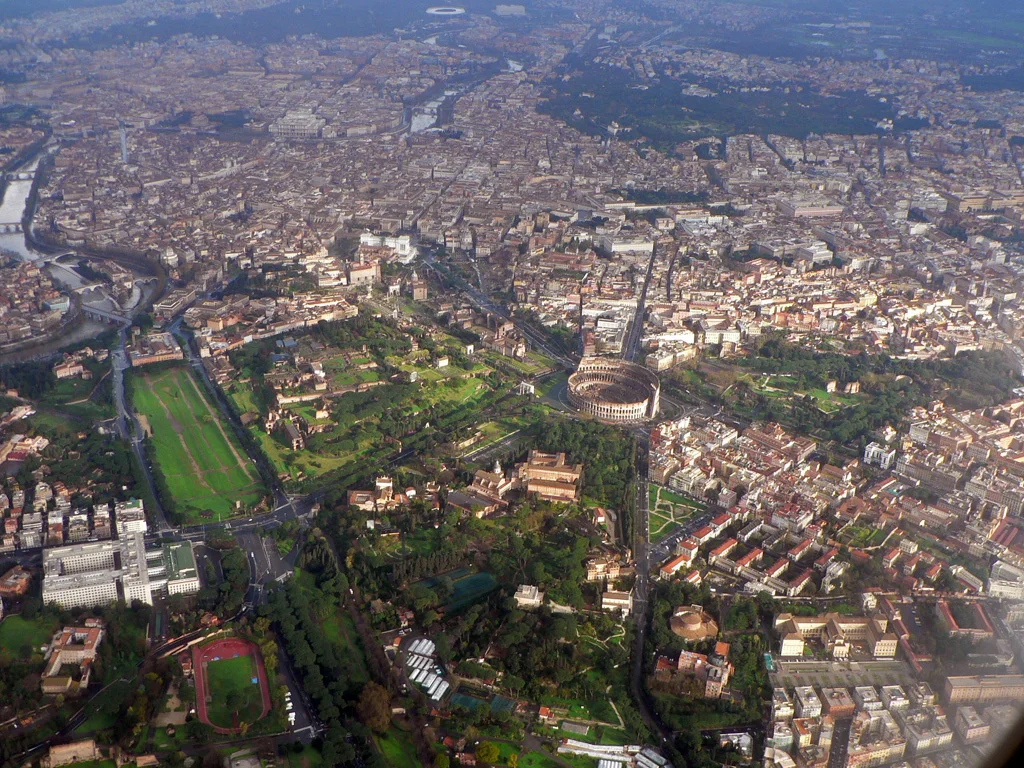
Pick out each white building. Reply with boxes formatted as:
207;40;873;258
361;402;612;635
514;584;544;609
899;708;953;757
144;541;202;596
42;532;156;609
853;686;883;711
988;560;1024;599
270;109;326;140
864;442;896;470
880;685;909;712
601;589;634;616
114;499;147;536
597;233;655;254
794;686;822;718
359;231;418;260
164;542;201;595
772;688;795;721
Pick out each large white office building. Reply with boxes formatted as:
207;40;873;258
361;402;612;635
42;529;201;609
148;541;202;596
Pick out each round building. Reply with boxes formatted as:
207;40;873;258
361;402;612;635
669;606;719;642
567;357;660;423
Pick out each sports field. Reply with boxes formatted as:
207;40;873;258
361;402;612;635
205;655;263;728
194;637;271;732
132;365;265;522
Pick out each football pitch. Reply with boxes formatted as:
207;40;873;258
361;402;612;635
204;654;263;729
132;365;265;522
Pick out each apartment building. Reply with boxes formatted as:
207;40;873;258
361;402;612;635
795;686;822;718
898;708;953;757
954;706;990;745
944;675;1024;704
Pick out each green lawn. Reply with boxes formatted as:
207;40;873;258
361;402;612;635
75;679;132;734
843;525;889;548
657;487;703;510
0;615;57;659
226;327;504;490
150;720;192;751
204;654;263;729
320;611;370;686
745;373;860;414
375;728;419;768
254;426;368;482
63;761;117;768
39;361;116;421
806;389;847;413
226;382;258;415
495;741;521;765
648;486;703;544
649;509;674;544
519;753;562;768
367;527;443;565
598;728;632;745
285;745;324;768
133;366;265;522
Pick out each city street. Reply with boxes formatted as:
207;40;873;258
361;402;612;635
628;429;673;744
622;245;658;364
827;718;852;768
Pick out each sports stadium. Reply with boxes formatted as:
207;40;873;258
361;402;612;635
567;357;661;422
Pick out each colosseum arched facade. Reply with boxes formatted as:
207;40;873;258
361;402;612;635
567;357;661;422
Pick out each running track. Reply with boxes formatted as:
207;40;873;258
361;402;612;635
192;637;272;734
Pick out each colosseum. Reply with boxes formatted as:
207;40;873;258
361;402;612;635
567;357;661;422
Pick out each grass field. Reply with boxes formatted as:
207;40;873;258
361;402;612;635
370;526;446;561
494;742;520;765
224;322;508;488
648;486;704;544
658;487;703;510
0;615;56;659
204;654;263;729
738;373;860;414
321;611;370;686
649;509;674;544
133;366;265;522
285;745;324;768
843;525;889;548
519;754;563;768
75;679;132;734
374;728;419;768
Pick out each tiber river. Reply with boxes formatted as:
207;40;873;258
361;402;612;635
0;151;155;361
0;155;42;262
